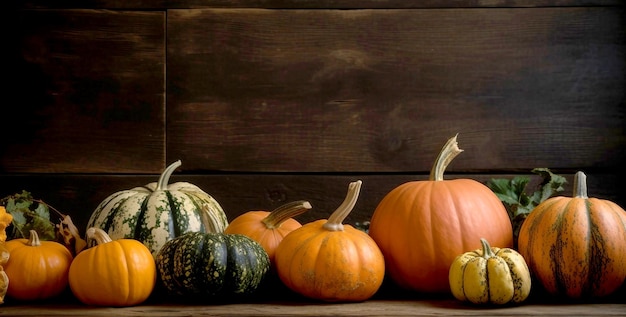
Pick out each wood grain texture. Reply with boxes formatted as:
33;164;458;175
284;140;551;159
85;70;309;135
3;10;166;174
2;302;626;316
1;290;625;317
16;0;625;9
166;8;625;173
1;173;622;236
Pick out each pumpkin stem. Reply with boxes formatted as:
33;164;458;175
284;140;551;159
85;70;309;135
157;160;182;191
26;230;42;247
480;238;495;259
323;180;362;232
573;171;588;199
262;200;312;229
429;134;464;181
86;227;113;245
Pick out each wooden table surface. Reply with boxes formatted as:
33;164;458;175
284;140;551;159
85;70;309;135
2;299;625;317
2;284;624;317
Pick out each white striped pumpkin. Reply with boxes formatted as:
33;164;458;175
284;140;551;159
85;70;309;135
86;160;228;257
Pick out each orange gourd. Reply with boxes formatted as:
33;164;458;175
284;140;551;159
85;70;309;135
518;171;626;298
0;242;8;304
224;200;311;266
274;181;385;302
0;206;12;304
0;206;11;243
369;135;513;293
69;228;156;306
4;230;73;301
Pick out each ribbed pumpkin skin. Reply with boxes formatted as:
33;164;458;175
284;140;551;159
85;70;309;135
156;232;270;297
449;239;531;305
369;179;513;293
87;161;228;257
274;181;385;302
517;195;626;298
224;211;301;264
275;220;385;302
4;231;73;301
68;229;156;307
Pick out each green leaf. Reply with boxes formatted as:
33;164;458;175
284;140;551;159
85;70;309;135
0;190;57;241
532;167;567;202
487;168;567;248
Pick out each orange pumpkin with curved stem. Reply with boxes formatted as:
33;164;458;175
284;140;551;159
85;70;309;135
369;135;513;294
275;181;385;302
4;230;73;301
224;200;311;266
518;171;626;298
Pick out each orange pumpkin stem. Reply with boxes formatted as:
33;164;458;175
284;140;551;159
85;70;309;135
157;160;182;191
323;180;362;232
86;227;113;245
429;134;464;181
573;171;588;199
479;238;494;259
27;230;42;247
262;200;312;229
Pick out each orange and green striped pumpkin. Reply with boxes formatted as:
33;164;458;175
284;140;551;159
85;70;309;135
517;171;626;298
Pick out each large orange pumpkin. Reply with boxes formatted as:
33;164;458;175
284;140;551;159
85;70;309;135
518;171;626;298
369;135;513;293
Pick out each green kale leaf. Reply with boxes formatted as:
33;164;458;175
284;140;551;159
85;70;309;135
0;190;58;241
487;168;567;248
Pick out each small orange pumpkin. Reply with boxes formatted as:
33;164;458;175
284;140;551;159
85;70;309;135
369;135;513;293
518;171;626;298
4;230;73;301
274;180;385;302
224;200;311;266
69;228;156;306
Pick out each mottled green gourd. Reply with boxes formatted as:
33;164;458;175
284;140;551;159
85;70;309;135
156;231;270;297
86;160;228;257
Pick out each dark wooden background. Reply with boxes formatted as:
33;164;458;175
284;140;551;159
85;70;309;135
3;0;625;232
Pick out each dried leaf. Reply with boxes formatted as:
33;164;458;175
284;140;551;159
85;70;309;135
56;215;87;256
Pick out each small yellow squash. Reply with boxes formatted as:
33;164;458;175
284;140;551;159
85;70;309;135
449;238;531;305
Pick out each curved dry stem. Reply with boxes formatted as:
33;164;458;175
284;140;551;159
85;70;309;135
323;180;362;232
480;238;494;259
27;230;41;247
157;160;182;191
262;200;312;229
86;227;113;245
429;134;464;181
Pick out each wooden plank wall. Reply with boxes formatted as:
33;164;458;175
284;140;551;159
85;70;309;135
3;1;625;232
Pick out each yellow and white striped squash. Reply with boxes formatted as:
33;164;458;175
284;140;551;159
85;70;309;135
86;160;228;257
449;238;531;305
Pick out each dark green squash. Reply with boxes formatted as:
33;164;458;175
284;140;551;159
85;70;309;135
156;231;270;297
